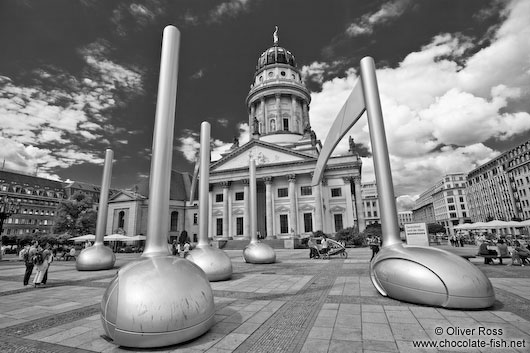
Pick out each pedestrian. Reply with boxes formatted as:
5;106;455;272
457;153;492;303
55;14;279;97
370;236;380;261
41;244;53;286
182;241;191;258
320;235;329;256
307;237;319;259
178;230;189;256
496;239;509;265
171;239;178;256
22;242;38;286
32;244;48;287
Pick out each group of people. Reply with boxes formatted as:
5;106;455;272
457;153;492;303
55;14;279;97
478;238;530;265
20;241;53;288
450;234;465;247
171;230;191;258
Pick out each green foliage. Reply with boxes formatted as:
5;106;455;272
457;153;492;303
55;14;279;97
427;223;445;234
53;192;96;236
363;222;382;239
336;226;366;246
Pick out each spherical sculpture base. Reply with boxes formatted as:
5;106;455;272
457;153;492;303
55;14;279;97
187;245;233;281
76;244;116;271
100;256;215;348
243;242;276;264
370;244;495;309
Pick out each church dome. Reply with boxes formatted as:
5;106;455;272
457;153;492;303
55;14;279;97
255;46;297;71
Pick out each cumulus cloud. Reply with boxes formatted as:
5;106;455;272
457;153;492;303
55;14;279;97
346;0;413;37
307;0;530;202
0;39;144;177
209;0;252;23
176;122;250;163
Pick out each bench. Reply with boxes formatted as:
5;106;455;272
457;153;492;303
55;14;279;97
476;254;511;264
460;255;476;261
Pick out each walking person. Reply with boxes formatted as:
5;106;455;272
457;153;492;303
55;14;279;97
178;230;189;257
32;244;48;288
22;242;38;286
370;236;381;261
41;244;53;286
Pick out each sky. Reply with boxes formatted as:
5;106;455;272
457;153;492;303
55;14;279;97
1;0;529;211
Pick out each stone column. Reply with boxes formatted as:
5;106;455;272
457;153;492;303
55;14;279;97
208;186;213;238
312;175;323;231
302;103;309;129
221;181;230;238
353;176;365;232
264;176;273;238
343;177;355;227
243;179;250;239
276;94;281;130
261;97;266;133
291;96;297;132
288;174;298;236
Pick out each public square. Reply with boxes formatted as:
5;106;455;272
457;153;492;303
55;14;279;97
1;246;529;353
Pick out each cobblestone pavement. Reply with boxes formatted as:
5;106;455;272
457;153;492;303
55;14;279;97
1;246;529;352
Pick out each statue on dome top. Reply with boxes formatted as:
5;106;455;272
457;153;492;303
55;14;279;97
273;26;279;46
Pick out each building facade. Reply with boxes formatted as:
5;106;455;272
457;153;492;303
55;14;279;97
205;35;363;239
397;211;413;228
412;173;471;235
466;138;530;222
361;181;381;226
0;169;65;236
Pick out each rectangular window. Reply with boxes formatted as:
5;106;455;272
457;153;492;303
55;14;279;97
235;192;244;201
300;186;312;196
283;118;289;131
303;213;313;232
236;217;243;235
447;197;454;203
193;213;198;225
216;218;223;236
331;188;342;197
277;188;288;198
215;194;223;202
448;205;456;211
280;214;289;233
334;214;344;232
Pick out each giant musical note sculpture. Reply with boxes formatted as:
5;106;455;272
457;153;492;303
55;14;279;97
242;159;276;264
312;57;494;309
187;121;233;281
100;26;215;348
76;149;116;271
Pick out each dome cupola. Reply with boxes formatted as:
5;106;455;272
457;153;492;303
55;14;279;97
246;27;312;145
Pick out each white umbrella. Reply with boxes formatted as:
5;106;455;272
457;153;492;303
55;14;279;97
123;235;147;243
104;234;132;241
69;234;96;242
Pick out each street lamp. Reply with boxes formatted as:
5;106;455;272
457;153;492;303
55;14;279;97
0;195;21;260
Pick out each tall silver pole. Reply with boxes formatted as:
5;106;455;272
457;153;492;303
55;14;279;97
198;122;210;247
143;26;180;257
249;159;258;243
94;149;113;246
360;57;401;248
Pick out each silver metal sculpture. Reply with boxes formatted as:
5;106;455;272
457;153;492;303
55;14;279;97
312;57;495;309
187;122;233;281
100;25;215;348
243;159;276;264
76;149;116;271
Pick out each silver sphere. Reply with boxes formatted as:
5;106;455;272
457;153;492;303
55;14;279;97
76;244;116;271
100;256;215;348
187;245;233;281
370;245;495;309
243;242;276;264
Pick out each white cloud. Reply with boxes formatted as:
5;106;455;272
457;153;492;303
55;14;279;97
209;0;252;23
307;0;530;202
346;0;412;37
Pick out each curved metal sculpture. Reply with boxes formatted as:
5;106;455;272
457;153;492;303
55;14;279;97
77;149;116;271
312;57;494;309
187;122;233;281
100;26;215;348
243;159;276;264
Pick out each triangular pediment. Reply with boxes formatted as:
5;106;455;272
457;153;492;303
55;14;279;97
211;140;314;172
109;190;146;203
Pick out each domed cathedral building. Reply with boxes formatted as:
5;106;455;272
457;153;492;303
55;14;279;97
208;28;364;240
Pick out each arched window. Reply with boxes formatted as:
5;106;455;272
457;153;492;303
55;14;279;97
270;119;276;131
118;211;125;228
170;211;178;231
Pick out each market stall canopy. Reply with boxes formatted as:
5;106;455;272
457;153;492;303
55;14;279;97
68;234;96;242
104;234;132;242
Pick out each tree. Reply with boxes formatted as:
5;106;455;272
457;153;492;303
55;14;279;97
53;192;97;236
363;222;382;239
427;223;445;234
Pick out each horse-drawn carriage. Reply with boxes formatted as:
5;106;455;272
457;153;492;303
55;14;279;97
308;238;348;259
